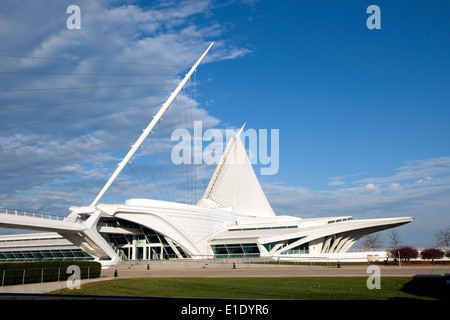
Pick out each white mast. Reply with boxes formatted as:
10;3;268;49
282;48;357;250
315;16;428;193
89;42;214;207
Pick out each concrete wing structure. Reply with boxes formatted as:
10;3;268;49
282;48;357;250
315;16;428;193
0;44;413;266
210;215;413;259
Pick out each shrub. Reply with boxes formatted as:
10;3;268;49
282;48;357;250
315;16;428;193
388;246;419;262
0;261;101;286
420;248;444;262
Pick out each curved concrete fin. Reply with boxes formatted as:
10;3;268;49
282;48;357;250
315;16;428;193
198;127;275;217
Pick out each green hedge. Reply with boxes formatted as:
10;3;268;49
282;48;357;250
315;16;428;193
0;261;101;286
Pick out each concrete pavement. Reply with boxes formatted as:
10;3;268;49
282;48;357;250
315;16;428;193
106;263;450;279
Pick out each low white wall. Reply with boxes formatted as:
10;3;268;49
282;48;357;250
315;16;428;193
274;251;389;263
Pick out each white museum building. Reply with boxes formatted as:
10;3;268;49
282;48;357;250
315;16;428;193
0;44;413;266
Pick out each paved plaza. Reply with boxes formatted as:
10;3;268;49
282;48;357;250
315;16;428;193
106;262;450;278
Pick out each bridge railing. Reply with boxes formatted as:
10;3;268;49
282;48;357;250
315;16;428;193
0;208;83;224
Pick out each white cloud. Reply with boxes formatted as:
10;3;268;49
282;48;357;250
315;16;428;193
356;156;450;185
388;182;402;191
0;0;251;213
364;183;380;193
327;171;368;187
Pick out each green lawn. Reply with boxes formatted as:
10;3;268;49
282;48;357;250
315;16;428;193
51;276;449;300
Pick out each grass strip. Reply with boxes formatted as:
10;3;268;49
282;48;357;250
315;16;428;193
50;276;449;300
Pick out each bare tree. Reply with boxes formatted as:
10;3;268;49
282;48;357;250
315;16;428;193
388;230;403;249
362;234;383;251
435;226;450;248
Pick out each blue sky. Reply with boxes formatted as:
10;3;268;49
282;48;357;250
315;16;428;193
0;0;449;248
201;1;449;186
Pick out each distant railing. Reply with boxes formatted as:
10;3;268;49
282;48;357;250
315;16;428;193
0;265;100;287
108;242;127;261
0;208;83;224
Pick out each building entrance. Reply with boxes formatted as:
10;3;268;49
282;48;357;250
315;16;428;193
100;217;188;260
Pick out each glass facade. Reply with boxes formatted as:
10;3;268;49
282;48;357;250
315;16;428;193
99;217;190;260
0;249;93;262
211;243;260;258
281;242;309;255
261;236;310;255
263;237;306;253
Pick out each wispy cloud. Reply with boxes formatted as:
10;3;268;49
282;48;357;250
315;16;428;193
0;0;251;213
327;171;368;186
356;157;450;185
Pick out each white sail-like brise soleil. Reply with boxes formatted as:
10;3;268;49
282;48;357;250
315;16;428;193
198;125;275;217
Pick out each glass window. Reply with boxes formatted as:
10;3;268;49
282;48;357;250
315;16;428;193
14;252;25;259
211;245;227;257
211;243;260;258
147;235;160;243
5;252;15;259
242;244;259;254
282;242;310;255
226;244;244;257
175;245;190;258
163;246;176;259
